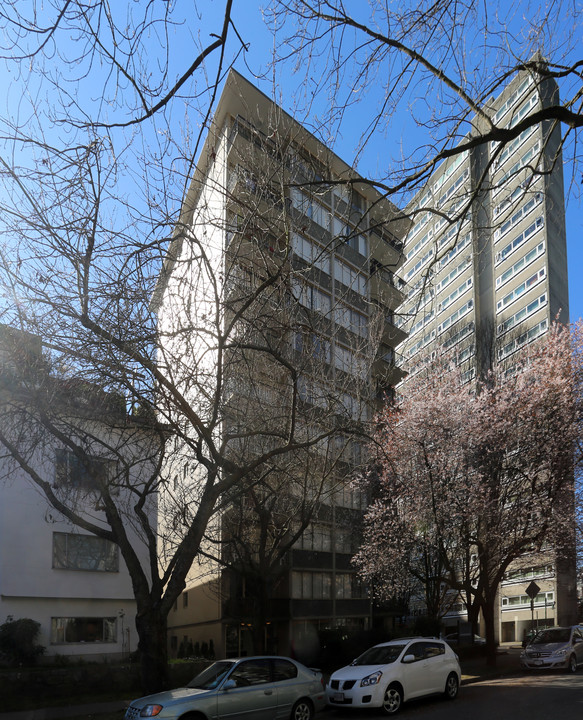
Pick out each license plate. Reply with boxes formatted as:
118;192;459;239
333;692;344;702
534;659;543;666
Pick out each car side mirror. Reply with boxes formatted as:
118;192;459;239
222;679;237;691
402;654;416;663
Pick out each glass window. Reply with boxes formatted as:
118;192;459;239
51;617;116;644
406;642;426;661
423;641;445;658
55;449;113;491
53;532;119;572
291;571;332;599
230;659;272;686
273;659;297;681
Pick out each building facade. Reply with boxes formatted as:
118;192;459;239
396;61;576;643
0;325;157;661
156;70;409;661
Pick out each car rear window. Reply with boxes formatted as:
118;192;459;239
273;659;298;681
230;659;272;686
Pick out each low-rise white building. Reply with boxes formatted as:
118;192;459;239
0;325;158;662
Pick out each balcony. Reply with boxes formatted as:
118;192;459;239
369;225;405;266
369;263;407;309
372;346;407;386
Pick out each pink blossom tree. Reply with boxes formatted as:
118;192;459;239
355;322;582;664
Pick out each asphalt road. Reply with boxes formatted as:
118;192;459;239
325;671;583;720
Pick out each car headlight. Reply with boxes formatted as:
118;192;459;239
140;705;163;717
552;648;569;657
360;671;382;687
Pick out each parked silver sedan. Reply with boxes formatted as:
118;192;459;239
520;625;583;672
124;656;326;720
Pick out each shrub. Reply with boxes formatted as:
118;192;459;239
0;618;45;666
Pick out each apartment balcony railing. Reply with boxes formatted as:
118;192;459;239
370;270;406;309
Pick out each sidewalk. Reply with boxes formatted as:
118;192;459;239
0;700;128;720
460;644;523;684
0;647;524;720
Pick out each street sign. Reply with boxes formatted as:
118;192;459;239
526;581;541;599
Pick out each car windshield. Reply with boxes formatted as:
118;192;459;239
352;645;406;666
532;628;570;645
187;661;234;689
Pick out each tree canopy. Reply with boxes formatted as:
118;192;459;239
355;321;582;662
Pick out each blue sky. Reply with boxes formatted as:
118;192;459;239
1;1;581;320
224;2;583;322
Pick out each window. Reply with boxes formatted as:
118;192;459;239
496;268;546;312
298;375;329;409
443;321;474;351
492;76;534;125
273;659;298;681
292;280;332;316
334;344;367;379
437;256;471;293
439;232;471;271
432;152;468;194
230;659;272;686
438;277;472;314
406;228;433;261
494;193;542;243
409;311;434;338
498;319;548;360
493;141;541;195
437;169;470;208
496;216;544;266
437;221;461;251
424;641;446;658
335;573;365;599
334;258;368;296
290;187;329;228
496;241;545;289
492;124;538;171
497;293;547;336
437;299;473;335
291;571;332;599
406;642;427;661
335;302;368;337
291;232;330;274
51;617;116;644
294;332;331;363
55;449;112;491
493;175;541;219
332;216;367;256
183;591;189;609
53;532;119;572
297;523;332;552
501;591;554;608
503;564;554;583
406;247;434;281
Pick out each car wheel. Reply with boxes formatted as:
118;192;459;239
290;698;313;720
381;683;403;715
568;654;578;673
444;672;459;700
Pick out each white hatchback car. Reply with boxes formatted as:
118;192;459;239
326;638;461;715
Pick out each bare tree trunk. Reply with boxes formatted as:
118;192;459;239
481;598;497;668
135;607;170;694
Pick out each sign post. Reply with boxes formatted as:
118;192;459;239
526;581;541;638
